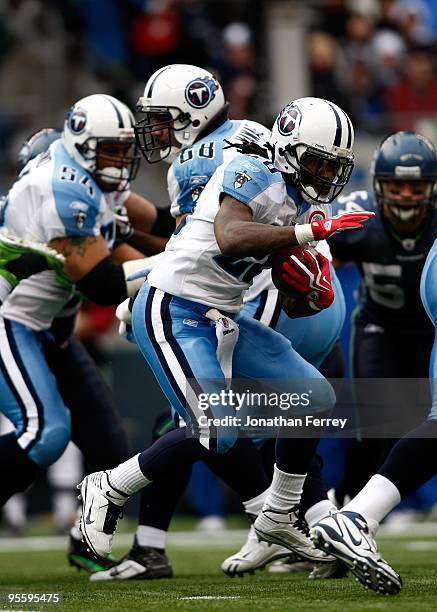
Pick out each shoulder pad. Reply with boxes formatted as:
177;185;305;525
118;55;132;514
51;167;102;236
222;154;282;203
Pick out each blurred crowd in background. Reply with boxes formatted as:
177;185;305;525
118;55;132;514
308;0;437;135
1;0;437;185
0;0;264;186
2;0;437;534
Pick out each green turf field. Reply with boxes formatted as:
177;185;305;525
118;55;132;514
0;533;437;611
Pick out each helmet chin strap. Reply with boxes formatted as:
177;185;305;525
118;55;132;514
97;166;128;184
391;207;419;222
303;185;320;201
163;146;180;164
300;183;332;205
387;204;423;222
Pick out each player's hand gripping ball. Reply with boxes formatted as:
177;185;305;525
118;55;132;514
271;245;334;316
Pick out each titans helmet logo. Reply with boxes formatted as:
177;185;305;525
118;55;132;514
185;77;219;109
68;108;87;134
277;105;300;136
234;170;252;189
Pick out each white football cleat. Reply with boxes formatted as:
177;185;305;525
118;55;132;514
78;471;129;559
221;525;290;577
253;505;333;563
310;511;402;594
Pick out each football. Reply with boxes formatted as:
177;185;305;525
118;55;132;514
271;244;319;296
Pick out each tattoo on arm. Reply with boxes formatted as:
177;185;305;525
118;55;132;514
61;236;98;258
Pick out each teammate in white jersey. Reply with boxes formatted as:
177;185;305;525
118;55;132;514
79;96;373;565
3;125;177;575
0;94;155;510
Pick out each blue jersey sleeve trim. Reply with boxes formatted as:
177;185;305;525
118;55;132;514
51;160;102;236
221;155;279;205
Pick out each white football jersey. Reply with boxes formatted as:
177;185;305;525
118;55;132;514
148;151;330;312
0;140;117;330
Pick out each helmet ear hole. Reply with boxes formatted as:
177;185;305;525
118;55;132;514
192;119;200;128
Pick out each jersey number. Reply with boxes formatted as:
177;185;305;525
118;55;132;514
213;254;265;283
180;142;216;164
362;262;404;309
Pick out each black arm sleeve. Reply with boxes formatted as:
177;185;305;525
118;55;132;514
75;255;127;306
150;206;175;238
5;253;51;280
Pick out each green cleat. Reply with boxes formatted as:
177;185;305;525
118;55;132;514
67;535;117;573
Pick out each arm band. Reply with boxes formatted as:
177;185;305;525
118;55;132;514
294;223;315;245
76;256;127;306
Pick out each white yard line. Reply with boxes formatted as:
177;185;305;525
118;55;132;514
0;522;436;553
378;521;437;537
0;529;248;553
179;597;240;600
404;541;437;551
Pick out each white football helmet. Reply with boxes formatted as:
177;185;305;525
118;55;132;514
269;97;355;204
62;94;140;190
135;64;226;163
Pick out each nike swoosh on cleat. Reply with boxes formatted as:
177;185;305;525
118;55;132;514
110;566;131;577
85;506;95;526
341;521;363;547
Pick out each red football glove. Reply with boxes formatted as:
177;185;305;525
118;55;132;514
295;211;375;244
281;249;334;311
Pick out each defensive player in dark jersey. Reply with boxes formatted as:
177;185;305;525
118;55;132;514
327;131;437;503
311;133;437;595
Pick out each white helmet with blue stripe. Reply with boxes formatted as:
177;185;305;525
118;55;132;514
269;97;355;204
62;94;139;188
135;64;226;163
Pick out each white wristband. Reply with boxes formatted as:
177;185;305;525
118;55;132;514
294;223;315;245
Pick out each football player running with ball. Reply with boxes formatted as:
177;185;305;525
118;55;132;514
96;66;347;582
78;96;372;572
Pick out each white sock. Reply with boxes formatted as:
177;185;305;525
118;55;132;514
343;474;401;525
305;499;336;527
243;488;269;517
136;525;166;550
53;491;76;531
263;465;306;512
108;454;151;497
